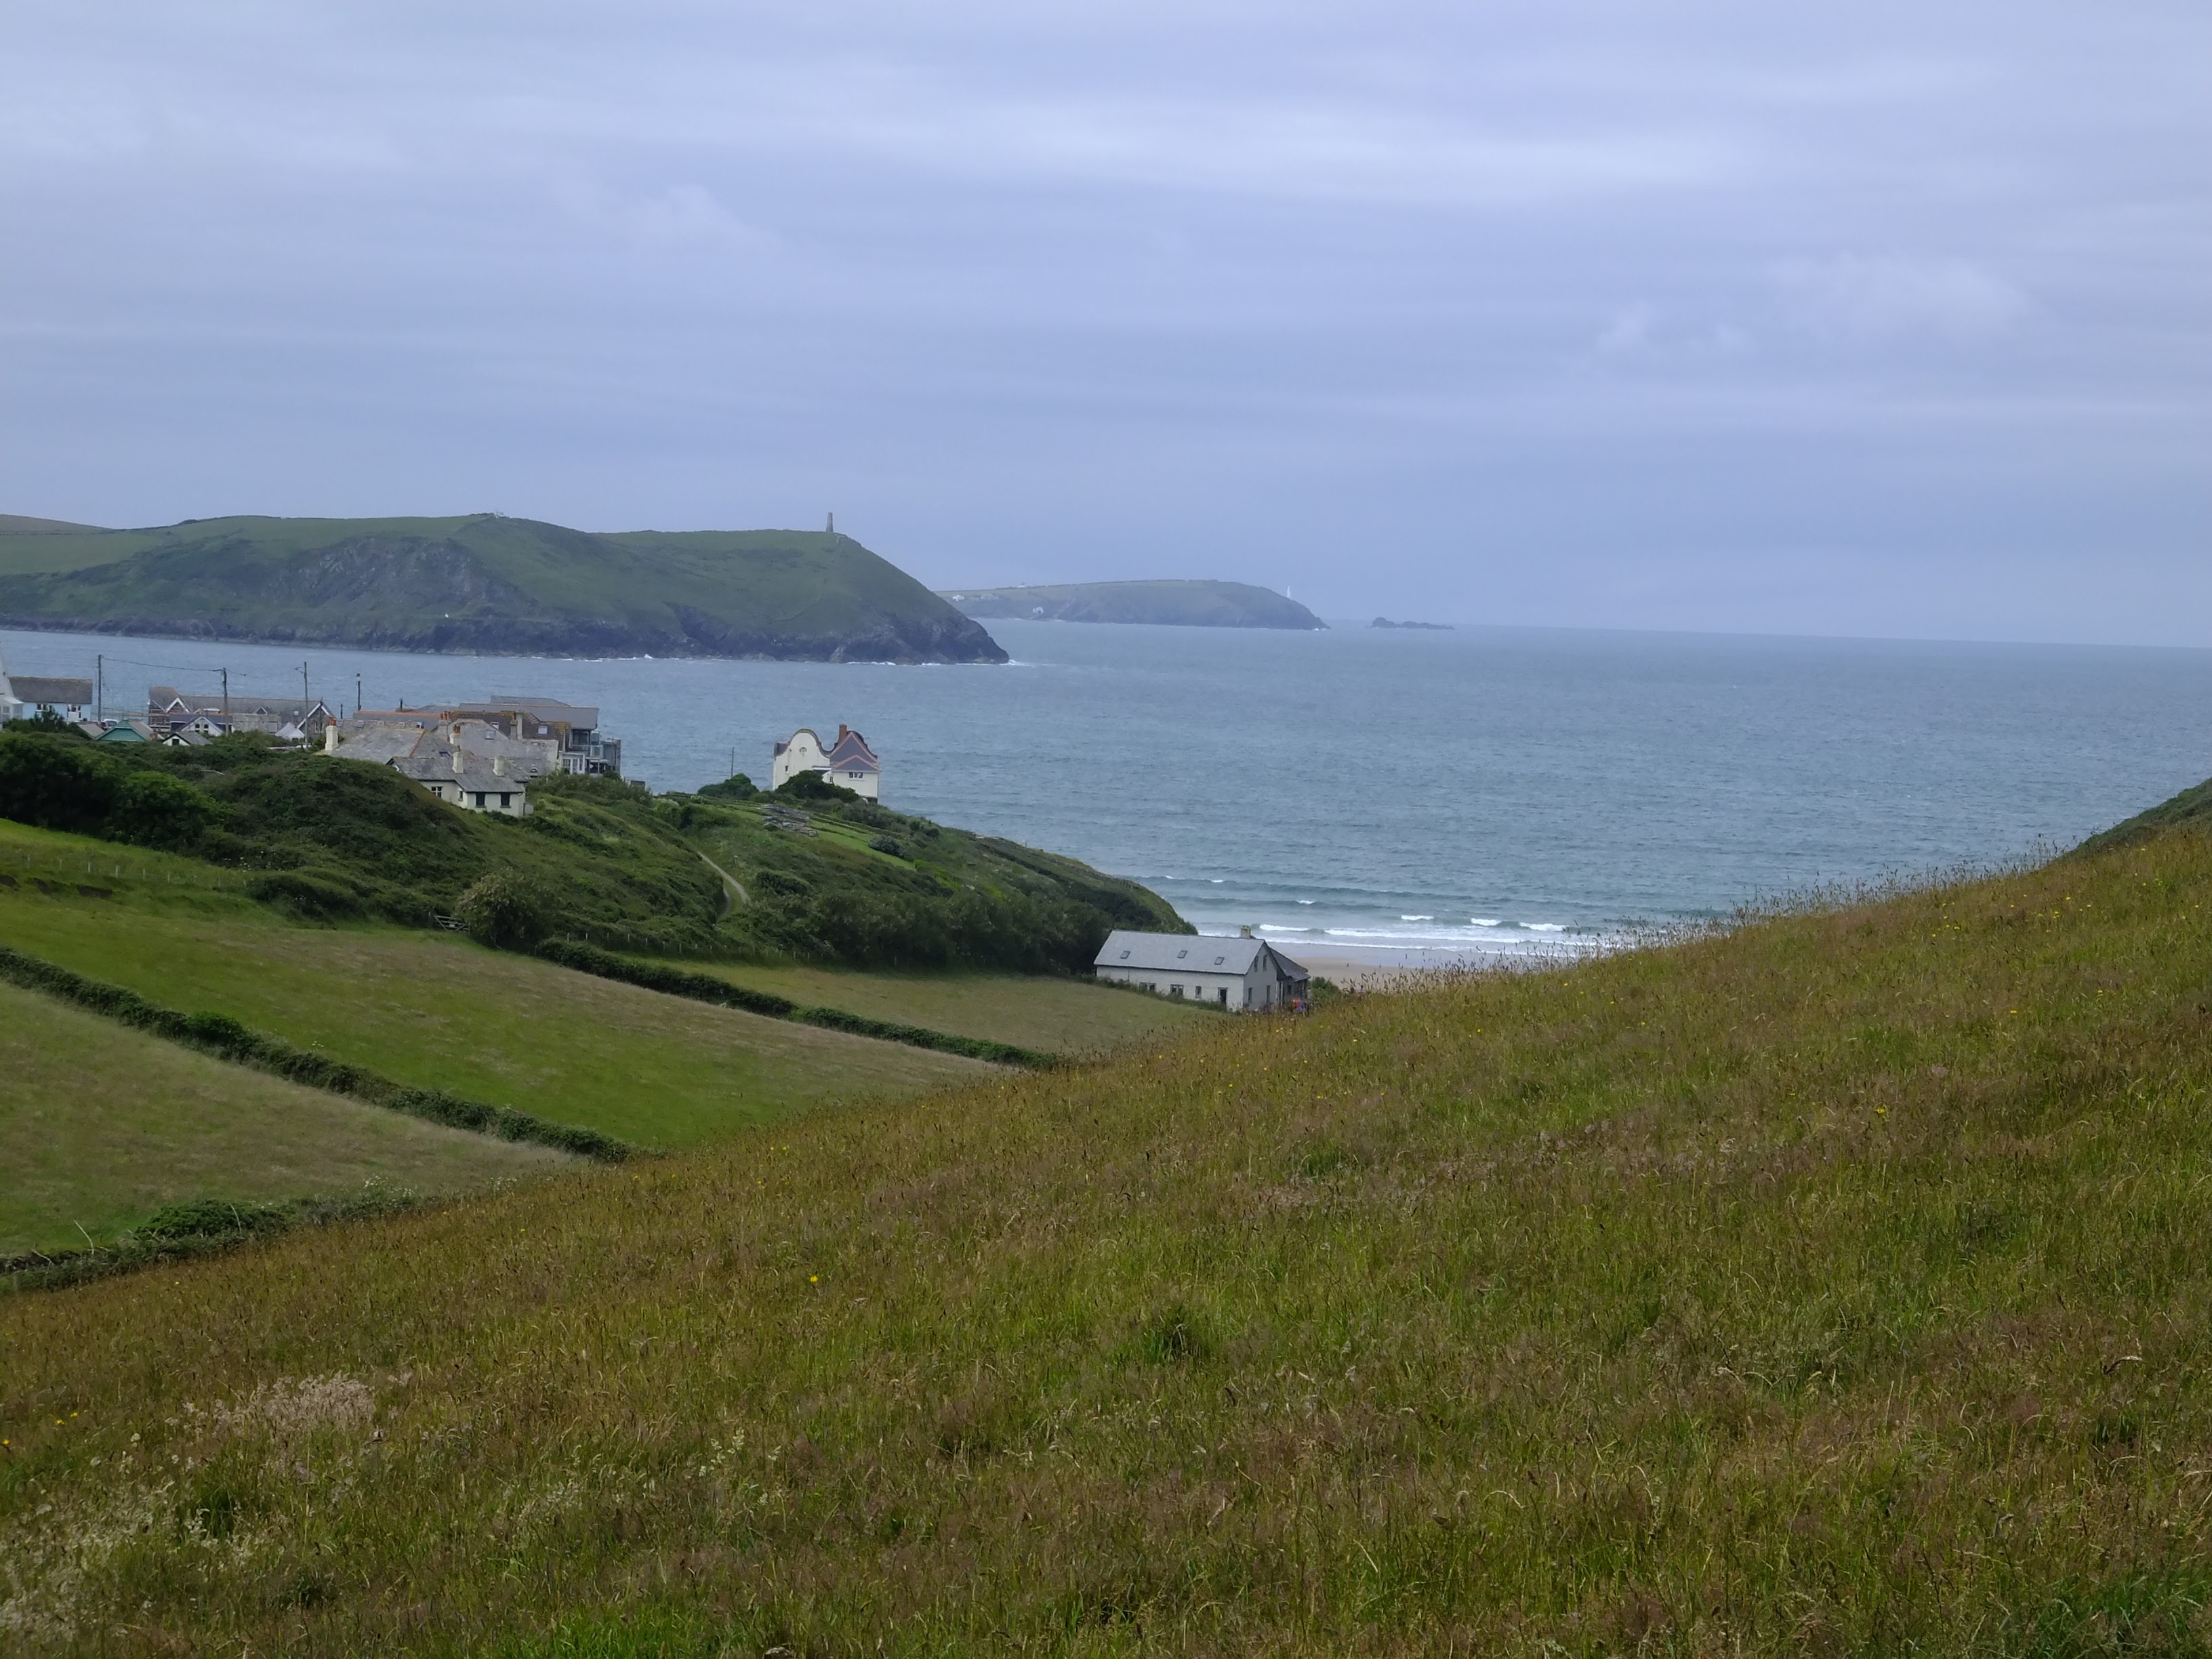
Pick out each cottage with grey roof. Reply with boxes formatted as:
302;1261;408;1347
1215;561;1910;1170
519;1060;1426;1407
1092;928;1310;1012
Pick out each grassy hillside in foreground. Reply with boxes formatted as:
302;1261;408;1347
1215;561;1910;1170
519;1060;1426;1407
10;803;2212;1652
0;514;1006;661
663;960;1215;1055
0;983;573;1255
941;578;1327;629
0;886;988;1149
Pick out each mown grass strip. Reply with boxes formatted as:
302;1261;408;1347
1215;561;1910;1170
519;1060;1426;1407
531;937;1054;1068
0;943;633;1162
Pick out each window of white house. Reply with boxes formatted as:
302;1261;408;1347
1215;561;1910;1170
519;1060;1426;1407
1170;985;1183;998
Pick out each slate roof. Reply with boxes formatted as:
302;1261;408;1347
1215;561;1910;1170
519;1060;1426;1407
453;697;599;731
1094;931;1263;975
9;676;92;705
391;747;531;794
329;726;429;765
1092;930;1311;982
824;727;880;773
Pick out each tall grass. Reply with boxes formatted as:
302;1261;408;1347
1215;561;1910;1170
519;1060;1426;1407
5;827;2212;1654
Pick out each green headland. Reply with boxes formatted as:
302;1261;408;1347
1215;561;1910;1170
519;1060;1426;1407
940;577;1328;629
0;513;1006;662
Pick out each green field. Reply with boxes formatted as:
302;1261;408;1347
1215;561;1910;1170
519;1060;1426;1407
0;513;1005;661
9;785;2212;1651
670;959;1214;1054
0;887;989;1149
0;982;571;1255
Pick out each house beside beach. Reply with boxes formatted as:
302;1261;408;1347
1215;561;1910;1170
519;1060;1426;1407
1092;928;1311;1012
773;724;882;800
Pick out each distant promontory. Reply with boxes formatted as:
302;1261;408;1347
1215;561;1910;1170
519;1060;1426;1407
940;579;1326;630
0;514;1006;663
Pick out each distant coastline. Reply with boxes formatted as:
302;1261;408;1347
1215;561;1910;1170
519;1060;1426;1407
941;579;1326;631
1370;617;1454;631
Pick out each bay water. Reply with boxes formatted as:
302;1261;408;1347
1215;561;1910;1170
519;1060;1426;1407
7;621;2209;963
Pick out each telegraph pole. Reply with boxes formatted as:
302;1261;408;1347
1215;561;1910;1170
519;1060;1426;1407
95;655;102;723
220;668;229;731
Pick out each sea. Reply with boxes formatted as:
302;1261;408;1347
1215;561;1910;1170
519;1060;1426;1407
7;621;2210;966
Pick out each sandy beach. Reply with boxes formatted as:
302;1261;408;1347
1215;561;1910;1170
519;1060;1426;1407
1273;941;1574;993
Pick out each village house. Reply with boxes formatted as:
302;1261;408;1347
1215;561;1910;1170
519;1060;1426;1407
325;715;557;817
445;698;621;776
772;724;882;800
146;685;336;741
390;743;535;817
0;653;94;722
1092;928;1311;1012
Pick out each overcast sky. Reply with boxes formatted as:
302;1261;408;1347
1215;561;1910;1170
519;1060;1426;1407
4;1;2207;641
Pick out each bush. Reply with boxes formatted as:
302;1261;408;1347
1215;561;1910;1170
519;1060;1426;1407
136;1197;291;1242
775;770;859;804
3;710;77;734
754;867;814;900
0;731;121;835
109;770;216;850
456;869;551;949
245;869;367;921
697;773;758;801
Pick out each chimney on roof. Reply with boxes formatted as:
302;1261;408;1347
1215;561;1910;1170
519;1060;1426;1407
493;755;505;776
1240;925;1254;938
452;749;463;775
838;723;848;741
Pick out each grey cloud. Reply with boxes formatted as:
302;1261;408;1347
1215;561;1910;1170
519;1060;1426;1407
1;0;2206;643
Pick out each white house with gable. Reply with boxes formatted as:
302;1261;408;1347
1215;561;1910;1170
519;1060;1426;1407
1093;928;1311;1012
772;724;882;800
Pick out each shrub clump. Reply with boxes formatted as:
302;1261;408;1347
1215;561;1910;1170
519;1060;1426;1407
456;869;552;949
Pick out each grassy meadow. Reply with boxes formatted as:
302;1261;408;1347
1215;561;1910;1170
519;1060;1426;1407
665;959;1214;1054
0;983;572;1255
7;799;2212;1652
0;884;989;1149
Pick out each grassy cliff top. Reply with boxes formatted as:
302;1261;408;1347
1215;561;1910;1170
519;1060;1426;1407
941;578;1328;629
0;514;1006;662
7;781;2212;1650
0;727;1183;972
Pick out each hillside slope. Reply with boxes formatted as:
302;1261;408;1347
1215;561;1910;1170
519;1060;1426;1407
0;514;1006;662
0;729;1185;971
7;787;2212;1652
941;578;1327;629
